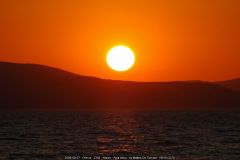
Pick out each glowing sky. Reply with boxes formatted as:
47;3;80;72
0;0;239;81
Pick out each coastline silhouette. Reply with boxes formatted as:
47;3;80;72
0;61;240;111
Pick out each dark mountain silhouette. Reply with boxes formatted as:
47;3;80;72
0;61;240;111
217;78;240;92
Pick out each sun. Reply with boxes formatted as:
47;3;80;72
106;45;135;72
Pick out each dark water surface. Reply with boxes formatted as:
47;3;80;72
0;111;240;160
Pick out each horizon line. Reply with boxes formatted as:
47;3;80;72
0;60;239;83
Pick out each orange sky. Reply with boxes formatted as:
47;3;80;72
0;0;240;81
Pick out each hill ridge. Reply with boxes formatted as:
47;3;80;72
0;61;240;111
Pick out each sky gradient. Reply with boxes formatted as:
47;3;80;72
0;0;239;81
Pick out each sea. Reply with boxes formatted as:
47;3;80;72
0;111;239;160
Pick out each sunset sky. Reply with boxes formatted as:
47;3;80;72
0;0;239;81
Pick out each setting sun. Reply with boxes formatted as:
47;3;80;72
106;45;135;72
1;1;240;159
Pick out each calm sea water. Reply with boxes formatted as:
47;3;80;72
0;111;239;160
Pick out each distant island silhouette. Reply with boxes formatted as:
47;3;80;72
0;61;240;111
